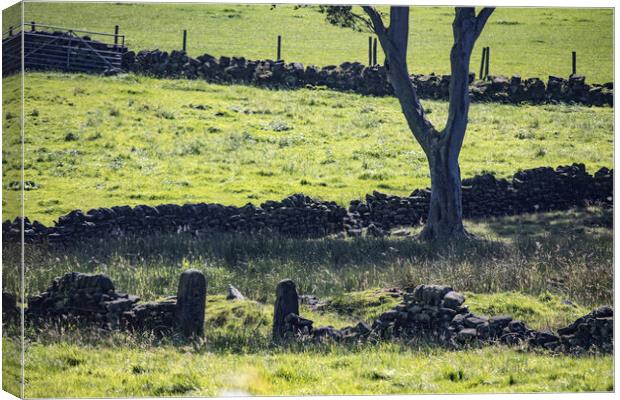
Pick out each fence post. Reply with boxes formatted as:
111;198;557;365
114;25;119;48
484;46;490;79
176;269;207;338
372;38;378;66
182;29;187;52
479;47;486;80
272;279;299;343
277;35;282;61
368;36;372;66
572;51;576;76
31;21;35;32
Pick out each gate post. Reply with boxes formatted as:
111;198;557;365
484;46;490;79
176;269;207;338
114;25;119;49
272;279;299;343
372;38;378;66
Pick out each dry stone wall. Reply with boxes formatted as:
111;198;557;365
352;164;613;231
3;164;612;243
3;274;613;354
24;271;205;338
278;282;614;354
119;49;613;106
6;30;613;106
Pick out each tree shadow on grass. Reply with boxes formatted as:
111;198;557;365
8;207;612;306
468;206;612;242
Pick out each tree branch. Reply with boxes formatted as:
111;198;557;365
362;6;437;153
442;7;493;157
348;10;375;32
474;7;494;40
388;6;409;69
361;6;387;36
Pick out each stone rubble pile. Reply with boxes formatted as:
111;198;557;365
3;164;612;243
282;312;373;342
25;272;180;335
27;272;135;329
371;284;614;354
280;284;613;354
1;292;19;324
119;49;613;106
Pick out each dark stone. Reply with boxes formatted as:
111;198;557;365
2;292;19;323
175;269;207;338
456;328;478;342
442;291;465;309
464;315;488;328
272;279;299;342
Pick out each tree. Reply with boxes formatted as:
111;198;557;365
322;6;494;240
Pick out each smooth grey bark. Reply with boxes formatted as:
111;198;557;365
362;6;494;240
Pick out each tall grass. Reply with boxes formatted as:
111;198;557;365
4;208;612;307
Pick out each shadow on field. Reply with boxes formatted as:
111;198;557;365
3;207;612;308
476;206;612;238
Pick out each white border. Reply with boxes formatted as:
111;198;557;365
0;1;616;400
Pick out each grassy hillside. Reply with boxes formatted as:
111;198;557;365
7;3;613;82
2;73;613;224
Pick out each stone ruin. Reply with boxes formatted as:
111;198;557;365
2;164;613;244
21;270;206;338
273;280;613;354
2;273;613;354
118;49;613;107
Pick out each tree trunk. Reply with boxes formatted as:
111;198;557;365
419;144;466;240
362;6;494;241
417;9;477;241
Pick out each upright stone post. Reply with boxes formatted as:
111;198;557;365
272;279;299;343
176;269;207;338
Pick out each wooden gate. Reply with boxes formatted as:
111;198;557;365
2;23;127;75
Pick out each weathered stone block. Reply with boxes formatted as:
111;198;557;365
272;279;299;342
176;269;207;338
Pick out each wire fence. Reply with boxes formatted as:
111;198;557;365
3;20;594;80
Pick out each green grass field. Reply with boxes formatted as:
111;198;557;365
1;72;613;224
3;337;613;397
2;210;614;396
1;3;613;82
1;4;614;397
2;206;615;396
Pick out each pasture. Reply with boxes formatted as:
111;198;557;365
1;4;613;82
1;3;615;397
2;206;615;396
1;72;613;224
